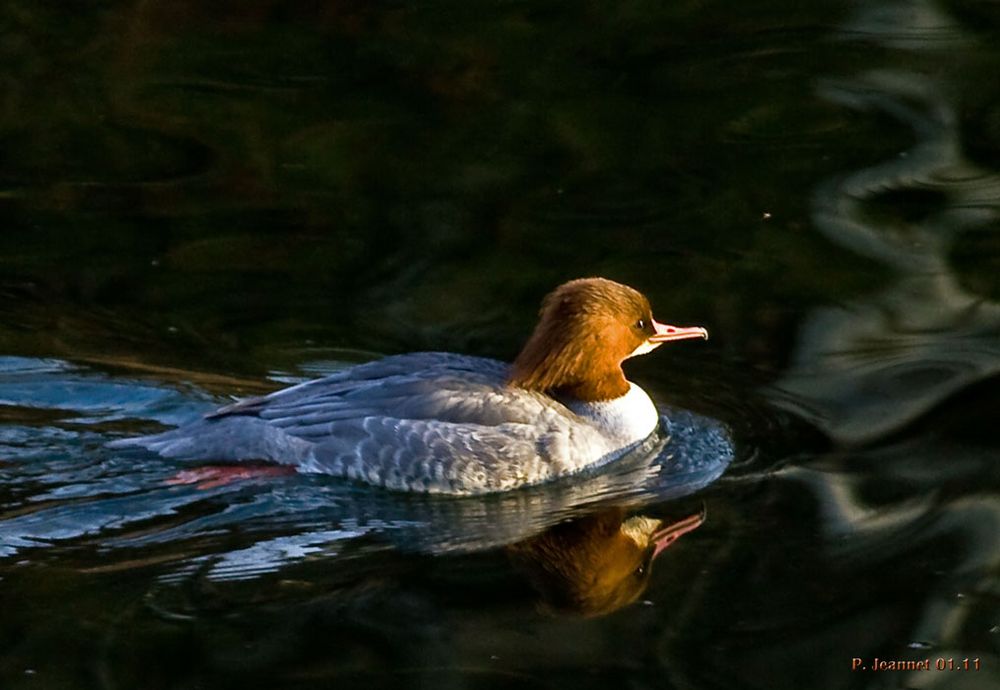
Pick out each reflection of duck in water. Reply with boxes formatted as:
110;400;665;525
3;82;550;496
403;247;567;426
123;507;708;686
112;278;708;495
507;506;705;617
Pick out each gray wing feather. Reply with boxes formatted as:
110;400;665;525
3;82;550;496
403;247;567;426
216;354;550;432
308;417;587;494
112;352;620;495
210;353;508;418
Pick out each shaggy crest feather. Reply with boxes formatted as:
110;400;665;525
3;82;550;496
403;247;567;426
508;278;653;401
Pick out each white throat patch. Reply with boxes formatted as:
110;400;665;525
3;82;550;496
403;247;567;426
627;339;660;358
561;382;660;445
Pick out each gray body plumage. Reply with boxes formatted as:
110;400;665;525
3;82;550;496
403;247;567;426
109;353;663;495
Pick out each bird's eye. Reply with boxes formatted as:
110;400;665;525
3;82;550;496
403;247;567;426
635;565;645;576
636;319;646;330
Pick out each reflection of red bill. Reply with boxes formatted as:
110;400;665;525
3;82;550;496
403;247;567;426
166;464;296;490
651;509;706;558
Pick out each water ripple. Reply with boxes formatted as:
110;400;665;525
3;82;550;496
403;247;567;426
771;62;1000;444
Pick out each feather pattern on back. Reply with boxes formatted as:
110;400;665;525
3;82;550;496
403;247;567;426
110;353;663;495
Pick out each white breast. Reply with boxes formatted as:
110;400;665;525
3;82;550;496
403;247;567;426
561;382;661;445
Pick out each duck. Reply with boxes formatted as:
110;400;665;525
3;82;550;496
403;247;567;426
110;277;708;495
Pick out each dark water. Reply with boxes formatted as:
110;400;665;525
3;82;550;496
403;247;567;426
2;1;1000;688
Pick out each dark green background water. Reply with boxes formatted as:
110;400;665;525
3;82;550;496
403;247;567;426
2;1;999;689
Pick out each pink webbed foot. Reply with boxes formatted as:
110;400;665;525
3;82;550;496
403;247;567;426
165;464;296;489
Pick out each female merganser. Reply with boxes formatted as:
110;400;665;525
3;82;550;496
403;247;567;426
111;278;708;495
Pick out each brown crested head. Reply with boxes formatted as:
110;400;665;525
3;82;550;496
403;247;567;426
508;277;707;401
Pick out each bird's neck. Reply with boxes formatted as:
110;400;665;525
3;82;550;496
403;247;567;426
508;355;629;402
550;370;630;401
